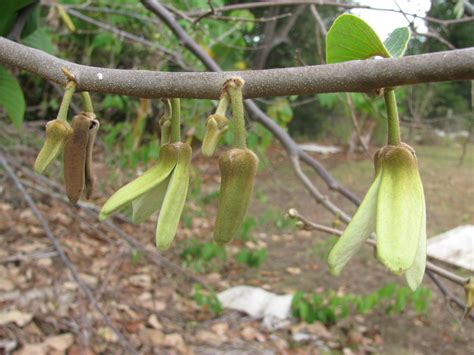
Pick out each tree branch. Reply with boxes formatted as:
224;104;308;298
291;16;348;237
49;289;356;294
0;36;472;99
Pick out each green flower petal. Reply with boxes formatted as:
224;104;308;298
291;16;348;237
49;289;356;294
202;114;229;157
99;143;179;220
34;119;72;174
131;174;171;225
328;171;382;275
155;143;192;251
405;182;427;290
376;146;424;274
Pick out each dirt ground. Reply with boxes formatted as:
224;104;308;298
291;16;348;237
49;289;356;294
1;122;473;354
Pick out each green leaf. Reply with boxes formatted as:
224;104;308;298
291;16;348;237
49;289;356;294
229;10;255;32
454;0;465;19
21;4;40;38
22;27;55;54
384;27;411;58
0;0;36;36
326;14;391;64
0;65;25;130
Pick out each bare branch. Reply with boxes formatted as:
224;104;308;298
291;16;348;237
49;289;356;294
0;37;472;100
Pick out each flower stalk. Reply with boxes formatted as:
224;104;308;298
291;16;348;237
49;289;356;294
384;89;401;145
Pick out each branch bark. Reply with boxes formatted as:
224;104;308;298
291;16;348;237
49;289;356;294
0;36;473;99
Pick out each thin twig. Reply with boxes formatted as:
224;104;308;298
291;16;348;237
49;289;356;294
193;0;215;24
66;8;188;69
0;154;138;355
310;4;369;155
207;12;292;23
427;272;474;321
289;155;351;223
7;2;37;41
343;93;370;154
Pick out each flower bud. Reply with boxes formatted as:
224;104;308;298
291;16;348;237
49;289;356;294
202;114;229;157
34;119;72;174
213;148;258;245
63;114;94;204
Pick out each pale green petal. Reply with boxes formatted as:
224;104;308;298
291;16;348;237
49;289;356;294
99;144;179;220
34;120;72;174
155;143;192;251
405;182;427;291
131;175;171;224
376;146;424;274
328;172;382;275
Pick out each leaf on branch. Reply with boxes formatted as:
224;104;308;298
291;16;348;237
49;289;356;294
0;65;25;130
326;14;391;64
384;27;411;58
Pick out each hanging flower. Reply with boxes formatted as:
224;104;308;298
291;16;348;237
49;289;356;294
99;142;191;251
328;143;426;290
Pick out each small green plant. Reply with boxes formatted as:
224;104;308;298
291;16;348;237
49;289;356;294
309;236;338;259
238;216;257;241
193;284;223;315
180;240;227;272
260;208;297;231
130;249;142;266
235;248;267;268
291;283;431;326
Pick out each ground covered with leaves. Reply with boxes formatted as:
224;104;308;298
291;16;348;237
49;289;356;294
1;122;473;354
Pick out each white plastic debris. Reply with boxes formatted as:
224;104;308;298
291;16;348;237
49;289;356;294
427;225;474;271
217;286;293;329
298;143;342;154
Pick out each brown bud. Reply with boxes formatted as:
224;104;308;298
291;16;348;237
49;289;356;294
63;113;95;204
